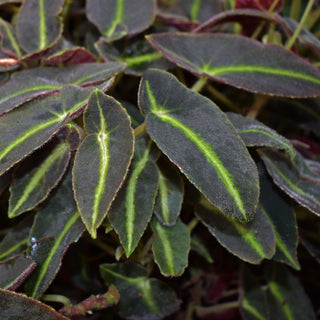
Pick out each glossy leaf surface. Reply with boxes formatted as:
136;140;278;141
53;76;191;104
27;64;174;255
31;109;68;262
73;90;134;238
139;69;259;223
0;255;36;290
109;138;159;257
87;0;155;39
16;0;64;54
196;199;276;264
227;112;295;160
259;149;320;217
25;169;85;298
100;263;180;319
151;217;190;276
0;62;125;115
0;86;91;175
9;142;70;218
147;33;320;97
0;289;69;320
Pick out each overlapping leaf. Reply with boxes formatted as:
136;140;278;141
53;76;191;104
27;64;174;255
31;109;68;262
0;255;36;290
151;217;190;276
109;138;159;257
87;0;155;40
24;168;85;299
0;289;69;320
0;18;23;58
72;90;134;238
147;33;320;97
0;62;125;115
0;85;91;175
227;112;296;160
100;263;180;319
259;149;320;216
139;69;259;223
9;142;70;218
191;235;213;263
196;199;276;264
16;0;64;54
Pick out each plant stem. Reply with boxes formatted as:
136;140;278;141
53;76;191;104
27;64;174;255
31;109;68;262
41;294;72;307
286;0;316;50
246;95;268;119
134;123;146;138
195;301;239;317
290;0;302;21
191;77;208;93
188;217;200;231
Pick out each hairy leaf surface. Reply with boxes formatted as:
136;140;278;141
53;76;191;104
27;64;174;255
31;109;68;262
139;69;259;223
147;33;320;97
73;90;134;238
100;263;180;319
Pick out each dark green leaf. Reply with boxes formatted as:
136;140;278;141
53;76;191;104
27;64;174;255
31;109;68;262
100;263;180;319
139;69;259;223
0;255;36;290
25;169;85;299
72;90;134;238
151;217;190;276
258;163;300;270
109;138;159;257
0;170;11;196
86;0;155;39
0;288;69;320
120;100;144;128
227;112;295;160
0;17;23;58
0;85;91;175
154;159;184;226
259;149;320;217
16;0;64;54
9;142;70;218
0;62;125;115
147;33;320;97
196;199;276;264
190;235;213;263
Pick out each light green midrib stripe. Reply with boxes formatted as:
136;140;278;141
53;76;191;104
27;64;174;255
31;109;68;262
125;146;150;254
233;222;266;258
260;207;298;268
0;239;28;260
104;0;124;37
145;81;247;221
154;223;175;275
124;52;163;67
30;212;79;298
1;19;22;57
242;298;266;320
190;0;201;21
269;281;294;320
39;0;47;50
202;65;320;85
158;173;170;223
92;93;110;233
9;143;68;217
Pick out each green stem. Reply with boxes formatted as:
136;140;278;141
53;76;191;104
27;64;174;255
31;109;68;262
290;0;302;21
195;301;239;317
41;294;72;307
134;122;146;138
188;217;200;231
246;95;268;119
286;0;316;50
191;77;208;93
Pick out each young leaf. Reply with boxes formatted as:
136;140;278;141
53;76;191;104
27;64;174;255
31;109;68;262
259;149;320;217
196;199;276;264
258;164;300;270
0;288;69;320
0;85;91;176
25;169;85;299
147;33;320;97
227;112;296;160
151;217;190;277
0;62;125;115
16;0;64;54
9;142;70;218
0;255;36;290
154;159;184;226
100;263;180;319
109;138;159;257
139;69;259;223
86;0;155;40
72;90;134;238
